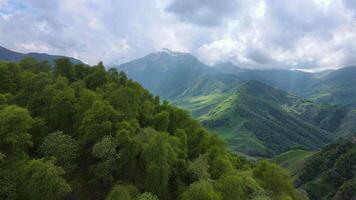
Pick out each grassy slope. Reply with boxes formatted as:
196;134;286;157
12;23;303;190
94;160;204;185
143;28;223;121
272;150;315;178
174;90;270;155
174;79;353;159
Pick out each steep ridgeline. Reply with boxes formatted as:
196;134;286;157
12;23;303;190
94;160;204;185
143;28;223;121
118;49;356;109
295;137;356;200
117;49;218;99
236;66;356;108
0;58;307;200
194;80;353;157
0;45;83;64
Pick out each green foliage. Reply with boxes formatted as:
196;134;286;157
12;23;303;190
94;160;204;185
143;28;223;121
215;173;265;200
90;135;120;188
18;159;71;200
39;131;79;171
106;184;138;200
0;62;20;94
142;131;177;198
0;105;33;154
0;59;303;200
253;161;296;199
181;180;221;200
79;100;121;148
153;111;169;132
0;171;16;200
19;57;50;73
296;139;356;199
135;192;159;200
54;58;75;81
187;154;210;181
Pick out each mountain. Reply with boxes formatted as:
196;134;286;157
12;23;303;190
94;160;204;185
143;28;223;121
117;49;217;99
118;50;356;109
213;61;245;74
0;45;83;64
295;137;356;200
197;80;351;157
236;69;316;96
117;51;356;156
236;67;356;108
307;66;356;107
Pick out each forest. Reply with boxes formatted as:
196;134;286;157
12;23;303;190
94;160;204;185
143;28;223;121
0;58;306;200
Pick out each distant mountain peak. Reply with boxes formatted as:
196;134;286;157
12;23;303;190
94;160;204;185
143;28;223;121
0;45;83;64
150;48;195;59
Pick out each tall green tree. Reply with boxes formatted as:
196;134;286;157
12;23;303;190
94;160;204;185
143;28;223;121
79;101;122;148
0;105;33;154
153;111;169;132
53;58;75;81
18;159;71;200
181;180;221;200
39;131;79;171
142;132;177;198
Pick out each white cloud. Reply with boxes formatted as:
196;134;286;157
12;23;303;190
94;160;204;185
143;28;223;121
0;0;356;70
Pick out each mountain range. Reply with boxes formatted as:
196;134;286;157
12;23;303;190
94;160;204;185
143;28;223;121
1;46;355;157
0;46;82;65
117;49;356;157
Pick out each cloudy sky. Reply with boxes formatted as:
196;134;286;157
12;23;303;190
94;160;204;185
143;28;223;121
1;0;356;70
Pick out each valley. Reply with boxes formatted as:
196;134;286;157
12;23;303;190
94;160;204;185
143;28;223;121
118;50;356;157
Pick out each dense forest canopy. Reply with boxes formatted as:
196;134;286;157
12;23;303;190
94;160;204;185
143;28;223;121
0;58;306;200
295;138;356;200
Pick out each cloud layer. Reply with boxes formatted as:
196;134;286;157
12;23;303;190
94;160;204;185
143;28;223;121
1;0;356;70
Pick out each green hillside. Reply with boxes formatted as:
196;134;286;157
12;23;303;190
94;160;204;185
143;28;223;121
272;150;315;178
0;58;307;200
295;137;356;200
118;51;356;158
174;82;354;159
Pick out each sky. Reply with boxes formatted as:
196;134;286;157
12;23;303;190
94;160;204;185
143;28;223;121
1;0;356;70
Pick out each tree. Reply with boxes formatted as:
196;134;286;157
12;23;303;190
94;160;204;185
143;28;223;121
135;192;159;200
39;131;79;171
53;58;75;81
153;111;169;132
118;71;128;85
0;62;20;94
0;171;17;200
18;159;71;200
79;100;122;148
142;132;177;198
91;135;120;188
181;180;221;200
215;173;265;200
187;154;210;181
105;184;138;200
47;87;77;134
0;105;33;154
84;65;108;89
107;87;141;120
19;57;50;73
253;161;296;199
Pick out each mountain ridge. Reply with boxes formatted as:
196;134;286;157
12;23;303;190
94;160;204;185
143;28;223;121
0;45;83;64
